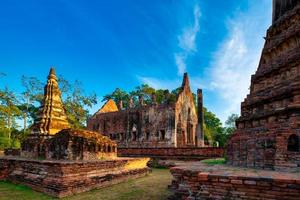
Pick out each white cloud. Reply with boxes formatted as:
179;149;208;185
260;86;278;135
175;4;201;75
207;1;271;122
137;1;272;124
178;5;201;52
175;53;187;76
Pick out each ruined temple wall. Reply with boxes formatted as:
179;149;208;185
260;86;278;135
175;80;198;147
87;104;177;148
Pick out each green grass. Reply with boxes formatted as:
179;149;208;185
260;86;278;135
0;169;172;200
201;158;226;165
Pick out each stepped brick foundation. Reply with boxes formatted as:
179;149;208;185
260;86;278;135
169;162;300;200
117;147;224;160
0;157;150;198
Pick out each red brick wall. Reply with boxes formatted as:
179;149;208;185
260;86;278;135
118;147;224;159
170;166;300;200
0;159;9;180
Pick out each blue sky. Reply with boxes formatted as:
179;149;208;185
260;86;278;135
0;0;272;124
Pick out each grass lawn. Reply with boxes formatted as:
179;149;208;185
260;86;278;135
0;168;173;200
201;158;226;165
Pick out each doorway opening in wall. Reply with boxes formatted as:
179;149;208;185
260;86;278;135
160;130;165;140
288;134;299;152
146;132;150;141
132;131;137;141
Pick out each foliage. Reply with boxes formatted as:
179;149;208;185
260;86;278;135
203;108;224;146
0;73;97;149
18;76;44;130
0;128;22;150
102;88;130;107
61;79;97;129
224;113;239;135
203;110;239;147
102;85;183;107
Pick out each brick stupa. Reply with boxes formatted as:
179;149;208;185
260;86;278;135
227;0;300;172
31;67;70;136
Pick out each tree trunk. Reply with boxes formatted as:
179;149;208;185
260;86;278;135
7;113;11;141
23;112;27;133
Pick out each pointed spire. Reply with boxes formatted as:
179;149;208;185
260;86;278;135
48;67;57;81
31;67;70;136
181;72;190;90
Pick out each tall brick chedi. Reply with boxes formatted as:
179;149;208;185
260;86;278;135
227;0;300;171
31;68;70;136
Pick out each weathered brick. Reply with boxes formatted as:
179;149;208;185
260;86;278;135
244;180;257;185
231;179;243;185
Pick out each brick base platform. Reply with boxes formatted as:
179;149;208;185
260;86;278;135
0;156;150;198
169;161;300;200
117;147;224;160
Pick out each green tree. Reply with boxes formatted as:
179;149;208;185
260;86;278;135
130;84;156;105
0;87;21;148
102;88;130;108
203;108;225;147
19;76;44;131
63;80;97;128
223;113;239;136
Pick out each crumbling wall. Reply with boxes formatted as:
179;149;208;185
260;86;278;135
227;4;300;172
88;105;176;148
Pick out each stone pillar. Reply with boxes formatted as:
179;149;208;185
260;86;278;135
129;97;134;108
151;93;157;105
139;95;144;106
118;100;123;110
196;89;204;147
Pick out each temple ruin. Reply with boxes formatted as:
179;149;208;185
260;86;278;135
169;1;300;199
21;68;117;160
0;68;149;198
88;73;205;148
227;0;300;172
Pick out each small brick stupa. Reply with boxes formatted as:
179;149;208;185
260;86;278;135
227;0;300;172
1;68;150;198
21;68;117;160
31;68;70;136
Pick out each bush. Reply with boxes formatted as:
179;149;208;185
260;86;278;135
0;137;11;150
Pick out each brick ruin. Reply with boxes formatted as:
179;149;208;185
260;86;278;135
21;68;117;160
227;0;300;172
0;68;150;198
0;157;150;198
169;162;300;200
88;73;205;148
169;1;300;199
